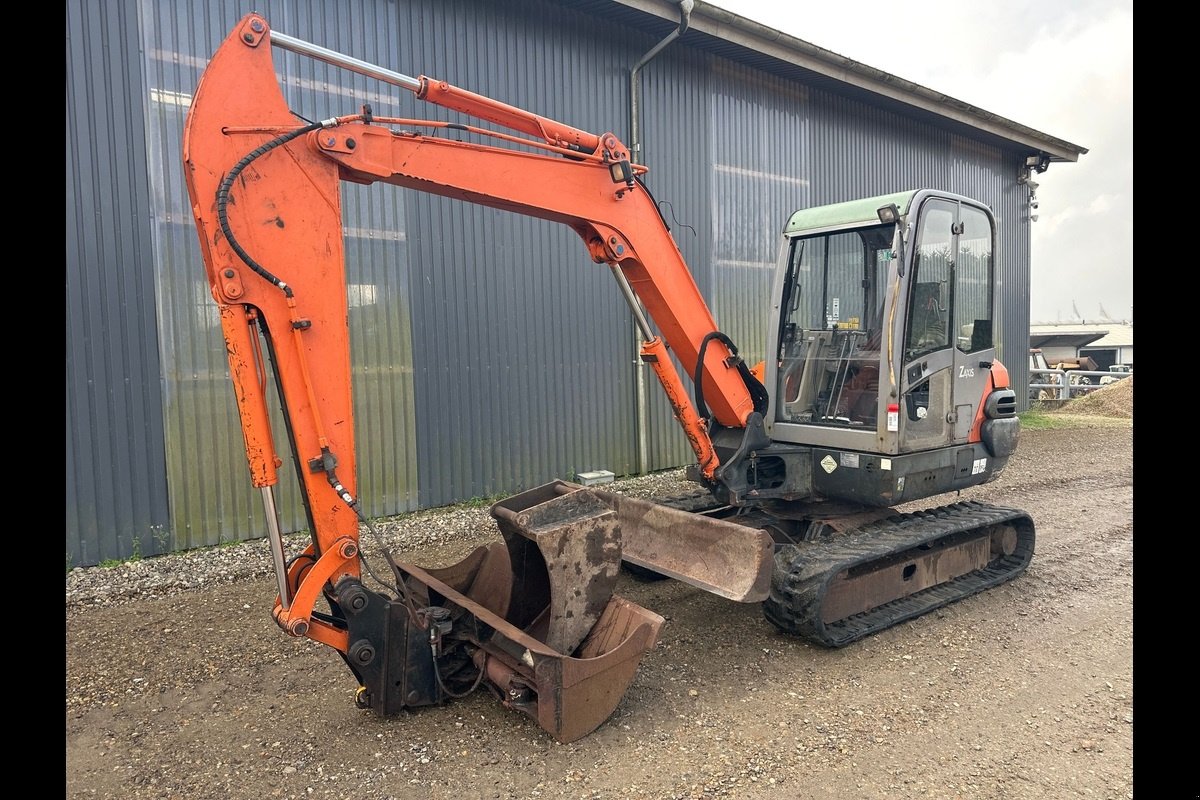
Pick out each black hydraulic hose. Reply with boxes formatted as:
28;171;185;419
310;610;348;630
284;551;316;572
357;550;402;598
433;654;488;699
215;122;325;297
693;332;720;423
693;331;770;424
358;513;414;602
329;467;419;615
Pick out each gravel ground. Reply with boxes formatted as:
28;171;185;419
66;399;1133;800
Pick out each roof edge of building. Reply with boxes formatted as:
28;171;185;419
605;0;1088;163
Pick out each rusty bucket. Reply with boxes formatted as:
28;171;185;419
345;481;663;743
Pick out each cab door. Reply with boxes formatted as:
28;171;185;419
947;203;997;441
898;197;996;452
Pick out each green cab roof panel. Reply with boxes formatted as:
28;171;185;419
783;190;918;235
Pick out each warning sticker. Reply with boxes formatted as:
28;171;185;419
971;457;988;475
820;455;838;474
840;452;860;468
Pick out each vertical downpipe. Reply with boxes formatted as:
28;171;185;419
627;0;694;474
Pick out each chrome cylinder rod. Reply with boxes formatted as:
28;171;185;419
608;265;654;341
270;30;422;94
260;486;292;610
609;264;653;475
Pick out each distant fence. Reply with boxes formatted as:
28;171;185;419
1029;369;1131;402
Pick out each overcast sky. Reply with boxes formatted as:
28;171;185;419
706;0;1133;324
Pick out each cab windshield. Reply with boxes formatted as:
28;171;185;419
775;224;894;427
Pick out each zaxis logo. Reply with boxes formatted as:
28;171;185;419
958;366;975;378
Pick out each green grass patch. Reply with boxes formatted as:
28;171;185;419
458;493;507;509
1019;407;1132;430
1018;408;1074;430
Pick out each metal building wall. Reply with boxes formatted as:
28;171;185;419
635;51;1030;465
66;0;171;567
67;0;1034;565
398;0;639;506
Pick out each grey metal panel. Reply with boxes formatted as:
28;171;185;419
398;0;638;505
66;0;171;567
639;52;818;470
706;61;812;371
634;44;712;471
273;0;422;520
138;0;641;538
998;160;1033;404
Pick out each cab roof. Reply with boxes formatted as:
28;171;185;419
783;190;917;235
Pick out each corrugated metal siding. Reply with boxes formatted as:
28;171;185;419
136;0;641;547
635;46;709;470
1000;176;1032;398
399;0;637;505
706;60;811;386
66;0;171;567
67;0;1037;564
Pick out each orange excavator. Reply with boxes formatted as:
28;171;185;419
184;14;1035;743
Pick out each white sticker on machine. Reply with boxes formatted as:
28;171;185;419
971;457;988;475
820;455;838;474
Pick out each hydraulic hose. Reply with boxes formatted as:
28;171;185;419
693;331;769;425
215;120;333;296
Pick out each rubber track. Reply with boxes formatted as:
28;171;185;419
762;501;1035;647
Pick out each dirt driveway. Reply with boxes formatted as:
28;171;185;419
66;415;1133;800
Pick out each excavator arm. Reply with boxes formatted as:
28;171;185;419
183;14;771;741
185;15;761;495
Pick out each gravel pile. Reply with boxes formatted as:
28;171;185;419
65;469;694;609
1052;375;1134;418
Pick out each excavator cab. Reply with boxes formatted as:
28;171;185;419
765;190;1019;493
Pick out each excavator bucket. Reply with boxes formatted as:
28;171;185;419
338;482;663;742
490;482;626;654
